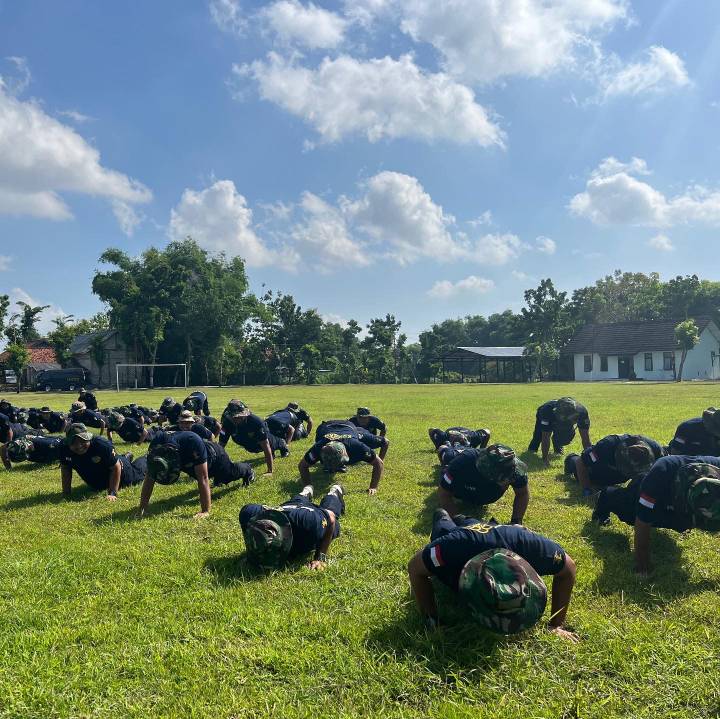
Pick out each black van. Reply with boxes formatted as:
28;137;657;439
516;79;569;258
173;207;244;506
35;368;89;392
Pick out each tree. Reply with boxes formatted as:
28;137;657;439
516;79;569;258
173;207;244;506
47;313;109;366
0;295;9;339
300;343;321;384
5;301;49;344
5;343;30;393
674;319;700;382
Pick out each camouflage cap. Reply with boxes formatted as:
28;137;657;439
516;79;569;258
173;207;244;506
107;411;125;430
7;436;34;462
682;463;720;531
225;400;249;419
147;443;182;485
243;508;293;567
356;407;371;416
160;396;175;409
40;406;51;413
475;443;524;484
182;396;199;411
554;397;580;423
15;408;29;424
702;407;720;438
447;429;471;446
321;441;349;472
459;548;547;635
615;439;655;478
287;402;299;411
66;423;93;442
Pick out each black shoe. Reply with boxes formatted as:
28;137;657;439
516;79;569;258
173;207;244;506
241;467;256;488
592;511;611;526
279;444;290;458
433;508;452;525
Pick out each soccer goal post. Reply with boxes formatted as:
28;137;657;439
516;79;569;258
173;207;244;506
115;364;187;392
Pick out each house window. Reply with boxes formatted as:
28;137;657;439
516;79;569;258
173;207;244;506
600;355;608;372
584;355;592;372
644;353;653;371
663;352;674;371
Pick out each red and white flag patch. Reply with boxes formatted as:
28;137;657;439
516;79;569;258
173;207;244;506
589;450;598;463
639;493;656;509
443;472;453;486
429;545;444;567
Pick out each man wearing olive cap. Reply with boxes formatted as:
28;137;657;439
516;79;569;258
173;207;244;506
1;434;63;469
158;397;184;425
592;454;720;574
171;410;214;440
77;388;98;412
219;400;289;474
240;483;345;570
139;430;254;519
106;411;155;445
565;434;665;496
58;423;146;500
35;406;68;434
266;402;313;443
348;407;386;437
528;397;591;466
438;443;530;523
298;420;384;494
183;390;211;417
407;511;578;641
668;407;720;456
429;426;491;451
69;401;107;437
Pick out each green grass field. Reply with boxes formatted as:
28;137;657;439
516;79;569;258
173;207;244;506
1;382;719;719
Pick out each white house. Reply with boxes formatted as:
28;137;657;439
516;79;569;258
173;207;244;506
564;317;720;381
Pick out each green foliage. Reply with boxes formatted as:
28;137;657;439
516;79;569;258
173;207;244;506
5;342;30;390
47;313;109;366
2;383;720;718
5;301;49;344
674;319;700;381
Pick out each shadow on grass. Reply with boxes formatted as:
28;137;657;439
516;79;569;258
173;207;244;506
203;552;323;585
581;519;719;607
365;600;506;677
1;485;95;512
518;450;546;472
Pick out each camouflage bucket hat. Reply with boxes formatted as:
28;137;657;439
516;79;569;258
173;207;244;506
183;396;199;411
224;400;249;419
71;401;85;413
554;397;580;423
66;423;93;443
615;440;655;477
447;430;470;446
475;443;524;484
321;441;349;472
702;407;720;438
287;402;299;411
243;508;293;567
16;408;29;424
107;411;125;430
356;407;371;416
178;409;194;423
459;548;547;635
682;463;720;531
7;436;34;462
160;397;175;409
147;444;182;485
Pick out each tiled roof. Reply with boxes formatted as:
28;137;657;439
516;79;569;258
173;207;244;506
563;317;714;355
0;340;58;365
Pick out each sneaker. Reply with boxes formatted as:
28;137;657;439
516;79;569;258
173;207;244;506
279;443;290;458
239;467;256;488
300;485;314;500
328;484;345;499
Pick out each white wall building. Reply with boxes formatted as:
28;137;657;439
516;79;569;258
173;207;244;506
564;317;720;382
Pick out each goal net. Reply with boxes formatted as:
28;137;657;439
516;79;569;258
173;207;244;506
115;364;187;391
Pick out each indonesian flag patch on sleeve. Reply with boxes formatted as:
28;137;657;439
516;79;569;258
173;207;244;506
429;545;444;567
442;472;453;486
639;493;656;509
589;450;598;463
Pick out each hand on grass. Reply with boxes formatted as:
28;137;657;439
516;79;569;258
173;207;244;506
368;487;378;495
106;494;117;502
307;559;326;570
548;626;580;643
193;511;210;519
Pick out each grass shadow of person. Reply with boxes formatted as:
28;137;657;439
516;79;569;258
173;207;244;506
518;450;546;472
581;518;718;607
1;485;95;512
203;552;327;586
91;485;209;525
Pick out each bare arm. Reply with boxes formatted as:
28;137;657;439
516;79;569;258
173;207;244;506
575;458;592;492
306;417;313;435
368;455;384;495
1;444;11;470
298;458;311;483
633;518;652;574
579;428;592;450
261;439;273;474
107;430;114;443
510;484;530;524
308;511;337;570
548;554;579;641
285;425;295;444
436;486;459;516
61;465;72;497
379;438;389;461
106;460;121;500
193;462;212;517
541;432;551;465
408;550;439;625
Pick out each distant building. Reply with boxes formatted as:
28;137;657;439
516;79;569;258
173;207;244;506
564;317;720;381
439;346;532;383
0;339;61;386
69;330;133;387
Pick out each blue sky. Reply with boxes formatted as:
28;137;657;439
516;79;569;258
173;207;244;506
1;0;719;342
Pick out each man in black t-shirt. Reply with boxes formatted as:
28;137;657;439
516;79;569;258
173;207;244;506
158;397;184;425
240;484;345;570
106;411;154;444
38;407;68;434
439;443;530;523
348;407;386;436
429;426;491;451
77;388;98;411
59;423;146;500
183;391;211;417
668;408;720;456
2;435;63;469
69;402;107;436
407;511;578;640
528;397;591;465
266;402;313;442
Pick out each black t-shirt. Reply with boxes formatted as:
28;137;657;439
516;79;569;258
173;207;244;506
348;415;386;435
223;413;270;450
167;423;213;440
59;436;119;490
422;522;566;591
0;404;19;422
580;434;664;484
117;418;145;443
536;400;590;433
163;403;184;424
27;436;63;463
0;413;10;442
267;407;310;429
303;436;375;466
41;411;66;434
636;455;720;530
201;416;221;434
150;431;208;474
27;408;42;429
240;501;329;558
78;392;98;411
669;418;720;456
70;409;105;428
185;391;209;415
441;449;528;504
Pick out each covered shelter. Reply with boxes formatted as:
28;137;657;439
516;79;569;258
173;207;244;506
439;346;531;383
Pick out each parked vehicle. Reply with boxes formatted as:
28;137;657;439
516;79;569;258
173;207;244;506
35;368;89;392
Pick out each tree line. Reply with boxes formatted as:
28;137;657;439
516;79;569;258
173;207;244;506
1;239;718;385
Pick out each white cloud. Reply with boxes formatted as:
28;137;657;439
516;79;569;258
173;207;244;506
603;46;690;98
263;1;347;48
396;0;628;85
0;85;151;221
468;210;493;227
479;233;527;265
570;157;720;227
169;180;298;270
291;191;369;272
321;313;350;326
511;269;534;281
535;236;556;254
2;56;31;95
237;53;504;146
647;233;674;252
8;287;66;337
57;109;94;124
427;275;495;299
342;0;392;27
0;255;11;271
209;0;246;34
112;200;143;237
